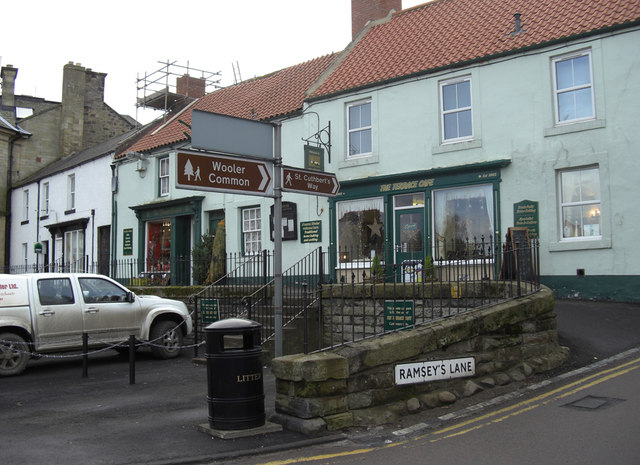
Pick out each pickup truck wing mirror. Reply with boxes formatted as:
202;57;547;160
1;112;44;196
127;291;136;303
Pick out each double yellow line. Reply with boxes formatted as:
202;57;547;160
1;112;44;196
430;355;640;442
250;356;640;464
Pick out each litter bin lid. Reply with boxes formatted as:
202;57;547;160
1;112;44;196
205;317;261;331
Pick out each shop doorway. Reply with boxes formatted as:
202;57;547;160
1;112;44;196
97;226;110;276
394;193;426;282
173;215;191;285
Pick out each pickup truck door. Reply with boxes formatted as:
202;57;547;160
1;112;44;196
77;277;140;342
33;277;84;350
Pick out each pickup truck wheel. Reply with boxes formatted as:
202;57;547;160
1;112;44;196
0;333;30;377
150;320;183;360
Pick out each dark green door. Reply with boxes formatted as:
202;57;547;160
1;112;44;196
173;216;191;285
395;208;425;282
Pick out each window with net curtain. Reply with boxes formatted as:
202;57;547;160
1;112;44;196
559;167;601;239
337;198;384;263
433;185;493;260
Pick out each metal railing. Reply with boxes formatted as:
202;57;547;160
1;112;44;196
188;236;540;355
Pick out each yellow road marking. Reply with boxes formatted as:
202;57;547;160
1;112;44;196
430;356;640;442
248;356;640;463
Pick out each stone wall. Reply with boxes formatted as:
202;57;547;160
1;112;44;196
270;287;568;435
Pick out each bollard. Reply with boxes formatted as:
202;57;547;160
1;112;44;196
82;332;89;378
129;335;136;385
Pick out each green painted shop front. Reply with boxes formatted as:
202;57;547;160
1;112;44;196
328;160;510;282
130;196;204;286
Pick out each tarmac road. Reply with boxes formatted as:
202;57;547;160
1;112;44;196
1;299;638;465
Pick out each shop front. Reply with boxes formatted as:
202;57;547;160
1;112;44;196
329;160;509;283
130;196;203;285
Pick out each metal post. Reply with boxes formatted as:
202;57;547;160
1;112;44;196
193;298;199;358
129;335;136;385
273;123;283;358
82;332;89;378
303;280;308;354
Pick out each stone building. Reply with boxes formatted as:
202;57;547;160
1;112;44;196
0;62;137;267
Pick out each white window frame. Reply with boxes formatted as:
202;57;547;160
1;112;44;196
432;184;494;262
346;99;372;158
23;189;29;222
67;174;76;211
41;182;49;215
558;166;601;241
336;197;385;266
440;76;473;143
64;229;85;272
159;157;170;197
552;50;595;125
242;206;261;255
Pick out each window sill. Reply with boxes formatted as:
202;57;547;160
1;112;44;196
338;154;379;169
65;209;76;215
432;138;482;155
548;237;611;252
21;220;29;225
40;214;49;220
544;119;605;137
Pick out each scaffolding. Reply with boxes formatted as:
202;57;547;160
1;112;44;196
136;60;221;117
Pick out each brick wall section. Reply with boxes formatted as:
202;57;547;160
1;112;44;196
271;287;568;435
351;0;402;39
176;75;206;98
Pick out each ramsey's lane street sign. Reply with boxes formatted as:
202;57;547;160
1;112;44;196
282;166;339;197
176;150;273;196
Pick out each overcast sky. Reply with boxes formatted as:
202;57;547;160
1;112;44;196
3;0;425;124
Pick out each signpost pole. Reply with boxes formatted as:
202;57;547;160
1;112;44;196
273;123;283;358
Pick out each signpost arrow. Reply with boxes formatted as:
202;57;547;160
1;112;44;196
282;166;340;197
176;150;273;197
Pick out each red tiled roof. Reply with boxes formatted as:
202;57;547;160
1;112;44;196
122;53;337;155
311;0;640;99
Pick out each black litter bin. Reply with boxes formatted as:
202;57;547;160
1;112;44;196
205;318;265;430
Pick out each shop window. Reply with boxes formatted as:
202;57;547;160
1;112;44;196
147;220;171;271
433;185;493;260
559;166;601;239
337;198;384;263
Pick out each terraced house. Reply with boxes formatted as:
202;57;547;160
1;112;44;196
115;0;640;301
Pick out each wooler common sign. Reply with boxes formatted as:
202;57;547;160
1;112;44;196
395;357;476;385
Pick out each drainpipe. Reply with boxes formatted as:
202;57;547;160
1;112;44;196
91;208;95;267
5;134;20;270
110;163;118;274
36;180;41;272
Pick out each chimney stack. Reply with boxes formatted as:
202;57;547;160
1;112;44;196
176;75;206;98
60;62;87;156
1;65;18;124
351;0;402;39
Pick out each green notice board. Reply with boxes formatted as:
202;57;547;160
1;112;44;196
300;220;322;243
384;300;415;331
513;200;539;238
123;228;133;256
201;298;220;324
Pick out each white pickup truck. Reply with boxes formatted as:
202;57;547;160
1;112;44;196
0;273;193;376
